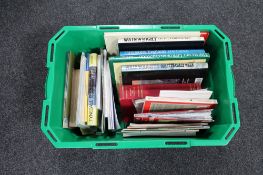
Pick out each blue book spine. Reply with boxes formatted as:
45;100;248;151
119;49;205;57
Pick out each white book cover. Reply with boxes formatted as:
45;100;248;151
159;89;213;99
76;53;87;128
104;31;203;55
118;36;204;43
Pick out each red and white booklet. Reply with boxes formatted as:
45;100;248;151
142;96;217;113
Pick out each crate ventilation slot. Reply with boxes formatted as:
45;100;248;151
225;127;235;140
99;26;120;30
161;26;181;30
47;130;57;142
214;30;225;39
232;103;237;124
96;143;118;146
165;141;187;145
225;42;230;60
50;44;54;62
44;105;49;126
54;31;65;41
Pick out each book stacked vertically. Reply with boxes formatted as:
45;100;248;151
105;31;218;137
62;50;120;135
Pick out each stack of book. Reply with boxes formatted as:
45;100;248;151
104;31;218;137
62;50;120;135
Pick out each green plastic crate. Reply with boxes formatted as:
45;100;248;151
41;25;240;149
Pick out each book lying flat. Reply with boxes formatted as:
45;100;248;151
134;109;213;118
134;116;213;123
128;123;210;129
134;109;213;123
142;96;218;113
122;129;198;137
104;31;209;55
159;89;213;99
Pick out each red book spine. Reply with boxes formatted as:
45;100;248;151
200;32;209;42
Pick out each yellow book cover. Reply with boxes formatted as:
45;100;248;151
87;53;98;127
84;53;91;125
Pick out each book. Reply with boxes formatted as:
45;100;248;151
132;79;202;85
159;89;213;99
119;83;201;100
63;51;75;128
109;54;208;91
116;53;210;61
69;70;79;128
119;49;206;57
134;109;213;123
118;83;201;122
104;31;209;55
76;53;88;128
142;96;218;113
99;50;105;133
121;62;208;85
96;55;102;111
122;129;198;137
134;109;213;117
84;53;89;125
128;123;210;130
134;116;213;123
87;53;98;127
118;37;205;51
102;50;121;130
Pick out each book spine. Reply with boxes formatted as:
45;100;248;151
118;37;204;43
200;32;209;41
134;116;159;123
63;51;74;128
118;83;201;100
84;53;89;125
122;62;208;72
123;52;209;59
132;79;200;85
134;116;212;123
119;49;205;56
105;31;209;55
118;41;205;51
87;53;98;127
96;55;102;110
69;70;80;128
76;53;87;127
